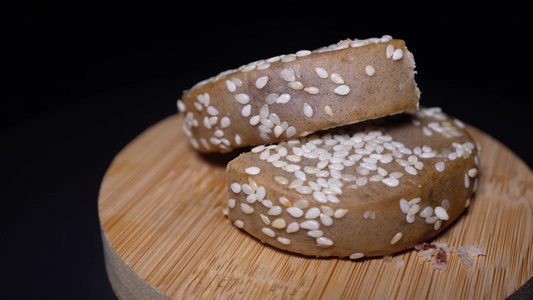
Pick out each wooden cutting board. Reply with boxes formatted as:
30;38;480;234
98;114;533;299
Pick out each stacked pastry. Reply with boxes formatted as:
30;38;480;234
177;35;480;259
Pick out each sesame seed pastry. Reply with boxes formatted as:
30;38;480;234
226;107;480;258
178;35;420;153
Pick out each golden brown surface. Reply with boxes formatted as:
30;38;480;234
99;114;533;299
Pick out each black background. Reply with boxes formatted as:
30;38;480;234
1;1;531;299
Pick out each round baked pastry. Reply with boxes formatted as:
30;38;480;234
178;35;420;153
226;107;480;258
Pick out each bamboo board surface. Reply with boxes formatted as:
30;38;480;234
99;114;533;299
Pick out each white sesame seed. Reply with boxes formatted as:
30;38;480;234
341;174;357;182
245;166;261;175
240;63;256;72
408;204;420;216
260;213;270;225
406;214;415;223
206;106;219;116
420;206;433;218
246;194;257;203
272;160;287;168
256;186;266;201
300;220;320;230
280;68;296;81
320;213;333;226
294;199;310;209
286;222;300;233
234;219;244;228
360;162;378;171
262;227;275;237
266;56;281;63
268;206;282;216
288;81;304;90
272;218;287;229
277;146;288;156
350;253;364;259
286;126;297;138
240;203;254;214
296;49;311;57
334;208;348;219
324;105;334;117
420;152;436;158
249;115;261;126
382;177;400;187
391;232;402;244
434;219;442;230
312;191;327;203
334;85;350;95
435;161;445;172
386;44;395;59
276;93;291;104
296;186;313;194
365;65;376;76
465;173;470;188
252;145;265;153
259;149;270;160
330;73;345;84
379;155;393;164
202;116;212;130
230;183;241;193
307;230;323;238
392;48;404;60
214;129;224;138
177;99;185;112
315;67;328;79
434;206;449;220
230;77;243;86
235;134;242;145
400;199;410;214
316;237;333;247
405;166;417;175
220;116;231;128
287;207;304;218
468;168;478;177
273;125;284;137
226;80;236;92
303;103;314;117
235;93;250;104
409;197;421;206
265;93;278;104
197;93;210;106
241;105;251;117
277;237;291;245
257;62;271;70
255;76;269;89
209;137;221;145
279;197;291;207
284;164;301;172
267;154;281;163
281;54;296;62
304;87;320;94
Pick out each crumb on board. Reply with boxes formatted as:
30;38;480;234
414;242;486;271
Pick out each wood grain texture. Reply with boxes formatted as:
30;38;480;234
99;114;533;299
